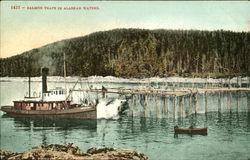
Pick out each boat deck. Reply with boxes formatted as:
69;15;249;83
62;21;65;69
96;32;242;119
1;106;97;119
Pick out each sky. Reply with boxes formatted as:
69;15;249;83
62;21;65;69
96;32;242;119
1;1;249;58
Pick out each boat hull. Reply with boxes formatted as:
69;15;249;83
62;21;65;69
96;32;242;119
175;128;207;135
1;106;97;119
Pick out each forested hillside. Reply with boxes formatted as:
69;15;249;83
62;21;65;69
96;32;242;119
1;29;249;78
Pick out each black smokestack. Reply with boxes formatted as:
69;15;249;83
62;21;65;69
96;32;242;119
42;68;49;94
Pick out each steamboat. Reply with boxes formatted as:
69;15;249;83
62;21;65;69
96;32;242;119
1;68;97;119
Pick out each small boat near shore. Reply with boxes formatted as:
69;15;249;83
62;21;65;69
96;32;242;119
174;126;208;135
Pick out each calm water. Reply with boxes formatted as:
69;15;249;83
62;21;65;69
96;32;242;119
1;80;250;160
1;112;250;160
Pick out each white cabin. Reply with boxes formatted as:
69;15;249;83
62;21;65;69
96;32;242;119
43;87;66;101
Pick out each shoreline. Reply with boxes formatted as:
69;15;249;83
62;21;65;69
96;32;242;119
1;76;250;84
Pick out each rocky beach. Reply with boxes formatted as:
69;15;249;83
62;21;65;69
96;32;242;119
0;143;148;160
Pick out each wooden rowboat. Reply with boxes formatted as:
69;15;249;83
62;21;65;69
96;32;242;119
174;126;207;135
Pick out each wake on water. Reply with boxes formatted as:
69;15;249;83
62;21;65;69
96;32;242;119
96;99;127;119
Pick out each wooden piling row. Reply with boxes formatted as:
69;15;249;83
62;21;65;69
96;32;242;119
205;91;208;113
218;91;222;112
236;91;239;112
227;91;231;112
249;77;250;88
165;96;169;117
162;96;167;118
195;93;198;114
130;94;134;117
144;95;147;117
155;95;159;118
181;96;184;118
72;85;250;118
188;94;192;116
173;96;176;119
247;92;250;112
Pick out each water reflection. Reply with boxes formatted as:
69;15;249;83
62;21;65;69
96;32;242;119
1;114;97;131
1;112;250;160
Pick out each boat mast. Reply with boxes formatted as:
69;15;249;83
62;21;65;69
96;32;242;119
28;75;31;97
64;52;67;107
27;56;31;98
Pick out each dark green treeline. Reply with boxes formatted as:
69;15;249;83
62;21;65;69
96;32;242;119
1;29;250;78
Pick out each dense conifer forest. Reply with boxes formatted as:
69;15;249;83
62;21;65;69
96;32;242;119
1;29;249;78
